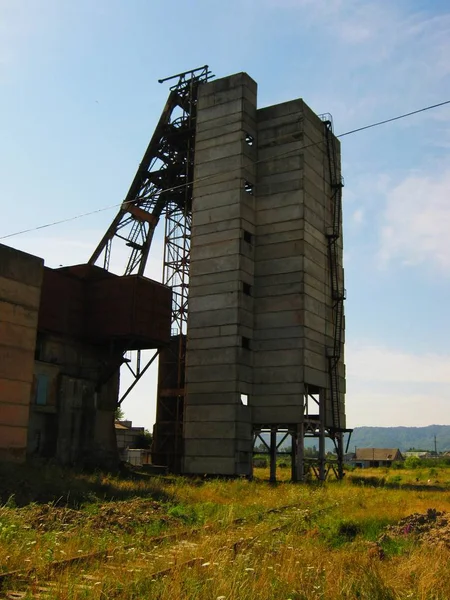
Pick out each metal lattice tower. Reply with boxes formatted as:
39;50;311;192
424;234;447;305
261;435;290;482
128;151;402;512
89;67;212;457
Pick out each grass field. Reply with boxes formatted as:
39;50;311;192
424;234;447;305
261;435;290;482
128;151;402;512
1;463;450;599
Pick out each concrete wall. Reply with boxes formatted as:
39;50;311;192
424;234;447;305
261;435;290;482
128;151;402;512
184;73;346;475
184;73;257;475
0;243;43;461
116;422;145;460
253;100;345;426
28;332;120;467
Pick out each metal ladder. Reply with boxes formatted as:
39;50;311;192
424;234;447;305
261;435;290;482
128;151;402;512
323;117;345;431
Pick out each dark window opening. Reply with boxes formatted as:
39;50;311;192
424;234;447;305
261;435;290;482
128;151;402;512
243;230;253;244
35;374;49;406
243;282;252;296
242;336;251;350
244;180;254;195
245;133;254;146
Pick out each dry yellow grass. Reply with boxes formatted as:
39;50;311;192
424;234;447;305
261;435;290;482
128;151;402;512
1;465;450;599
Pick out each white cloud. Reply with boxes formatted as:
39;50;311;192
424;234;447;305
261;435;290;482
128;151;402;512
347;342;450;384
351;209;364;225
378;167;450;272
0;1;54;78
261;0;407;50
6;230;164;280
346;342;450;426
262;0;450;134
346;389;450;428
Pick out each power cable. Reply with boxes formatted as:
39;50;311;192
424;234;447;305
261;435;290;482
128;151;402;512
338;99;450;138
1;98;449;241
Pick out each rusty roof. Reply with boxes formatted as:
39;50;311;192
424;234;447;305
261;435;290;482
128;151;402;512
114;422;129;430
355;448;403;461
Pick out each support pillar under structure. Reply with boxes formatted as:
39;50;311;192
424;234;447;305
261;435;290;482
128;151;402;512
269;428;277;483
318;391;326;481
291;423;304;482
336;432;344;480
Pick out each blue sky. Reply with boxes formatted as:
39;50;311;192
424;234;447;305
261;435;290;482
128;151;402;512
1;0;450;429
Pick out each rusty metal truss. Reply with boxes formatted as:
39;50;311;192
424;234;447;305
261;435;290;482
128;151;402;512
89;66;212;467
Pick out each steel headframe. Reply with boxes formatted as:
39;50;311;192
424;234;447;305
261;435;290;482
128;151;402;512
89;65;212;404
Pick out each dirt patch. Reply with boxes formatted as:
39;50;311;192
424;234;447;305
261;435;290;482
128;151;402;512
88;499;169;533
25;498;171;534
385;508;450;548
26;504;81;532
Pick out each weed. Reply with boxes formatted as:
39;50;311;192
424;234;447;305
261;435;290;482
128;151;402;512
1;466;450;598
167;503;201;524
388;475;402;485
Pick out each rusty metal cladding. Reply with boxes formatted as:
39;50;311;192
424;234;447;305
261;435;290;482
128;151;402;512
38;267;171;350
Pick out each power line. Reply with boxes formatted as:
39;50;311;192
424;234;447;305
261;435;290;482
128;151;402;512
1;98;449;242
338;99;450;138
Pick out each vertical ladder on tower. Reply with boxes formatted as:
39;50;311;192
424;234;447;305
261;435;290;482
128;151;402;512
322;116;345;432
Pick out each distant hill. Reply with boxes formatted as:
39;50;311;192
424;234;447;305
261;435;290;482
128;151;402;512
345;425;450;453
260;425;450;453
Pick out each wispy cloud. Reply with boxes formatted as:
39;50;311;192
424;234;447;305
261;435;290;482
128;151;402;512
347;342;450;384
7;231;164;280
263;0;450;134
378;166;450;272
0;0;60;80
351;209;364;225
346;341;450;426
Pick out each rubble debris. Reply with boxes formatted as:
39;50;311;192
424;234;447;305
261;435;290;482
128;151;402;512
385;508;450;548
23;498;169;534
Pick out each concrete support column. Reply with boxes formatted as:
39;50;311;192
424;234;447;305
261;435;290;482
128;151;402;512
291;423;304;482
269;427;277;483
318;390;326;481
336;432;344;479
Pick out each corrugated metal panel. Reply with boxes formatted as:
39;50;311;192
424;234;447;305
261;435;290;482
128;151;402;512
38;268;84;337
38;265;171;349
86;275;172;348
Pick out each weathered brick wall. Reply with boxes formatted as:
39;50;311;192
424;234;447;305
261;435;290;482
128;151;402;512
0;243;43;461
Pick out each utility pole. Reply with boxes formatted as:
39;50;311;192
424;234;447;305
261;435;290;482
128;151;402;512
434;435;438;457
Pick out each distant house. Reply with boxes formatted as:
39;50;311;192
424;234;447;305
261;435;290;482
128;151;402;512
115;420;145;461
352;448;404;468
126;448;152;467
404;451;432;459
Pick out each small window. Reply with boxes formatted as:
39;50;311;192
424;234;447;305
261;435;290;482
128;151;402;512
242;282;251;296
242;336;251;350
243;230;253;244
244;181;254;195
35;374;49;406
245;133;254;146
241;394;249;406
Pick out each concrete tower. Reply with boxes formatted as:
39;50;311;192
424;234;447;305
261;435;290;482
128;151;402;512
183;73;346;480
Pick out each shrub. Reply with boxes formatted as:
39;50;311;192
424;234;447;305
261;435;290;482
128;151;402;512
405;456;421;469
391;461;404;469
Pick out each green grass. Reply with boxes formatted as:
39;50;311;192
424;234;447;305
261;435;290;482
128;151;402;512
1;464;450;599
